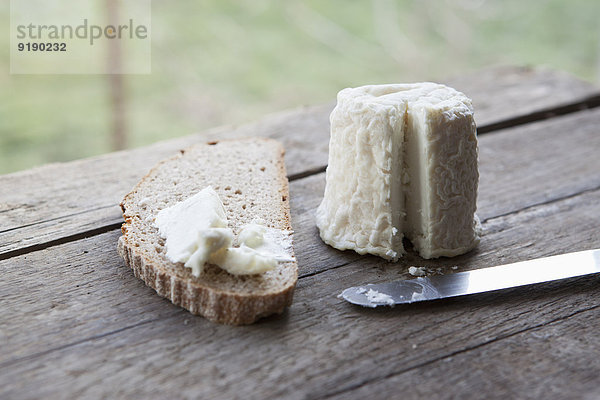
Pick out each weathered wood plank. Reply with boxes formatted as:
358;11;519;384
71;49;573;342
447;65;600;132
476;108;600;221
1;67;598;257
2;67;600;398
1;187;598;399
0;229;182;364
2;108;600;396
327;293;600;400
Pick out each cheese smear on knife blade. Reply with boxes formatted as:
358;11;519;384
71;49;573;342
316;83;480;260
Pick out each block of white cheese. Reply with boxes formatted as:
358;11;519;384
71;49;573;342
315;83;479;260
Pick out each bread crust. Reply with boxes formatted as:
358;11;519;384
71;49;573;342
117;138;297;325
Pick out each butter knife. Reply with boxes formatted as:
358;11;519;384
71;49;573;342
340;249;600;307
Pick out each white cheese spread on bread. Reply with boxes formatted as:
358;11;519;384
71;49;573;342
155;186;293;276
316;83;479;260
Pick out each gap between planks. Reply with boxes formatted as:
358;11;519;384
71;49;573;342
476;92;600;133
2;95;600;262
0;222;122;261
480;184;600;225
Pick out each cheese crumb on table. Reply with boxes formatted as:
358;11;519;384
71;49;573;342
408;266;427;277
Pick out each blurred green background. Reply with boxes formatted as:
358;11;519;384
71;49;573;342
2;0;599;174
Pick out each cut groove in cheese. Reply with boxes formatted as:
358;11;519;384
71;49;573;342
316;83;479;260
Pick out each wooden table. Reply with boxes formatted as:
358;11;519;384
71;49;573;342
2;66;600;399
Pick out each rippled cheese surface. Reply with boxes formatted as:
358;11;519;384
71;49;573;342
316;83;479;260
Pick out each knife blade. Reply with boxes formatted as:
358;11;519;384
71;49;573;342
340;249;600;307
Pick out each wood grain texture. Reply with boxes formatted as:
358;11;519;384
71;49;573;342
2;110;600;399
446;65;600;130
2;67;600;399
1;67;598;257
477;107;600;221
1;187;598;400
327;302;600;400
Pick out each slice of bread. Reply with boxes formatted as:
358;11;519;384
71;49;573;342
117;138;297;325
